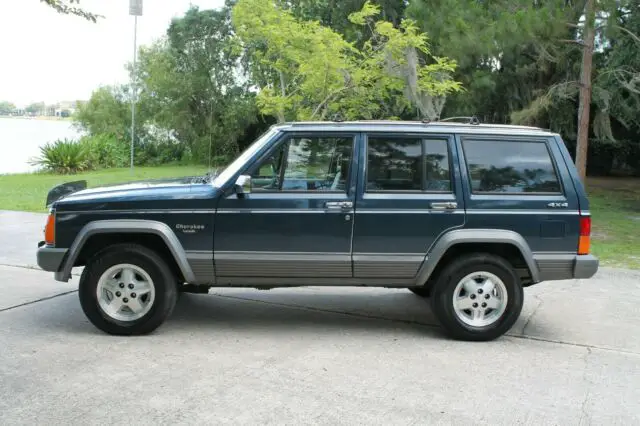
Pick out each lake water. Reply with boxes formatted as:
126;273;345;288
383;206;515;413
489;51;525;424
0;118;82;174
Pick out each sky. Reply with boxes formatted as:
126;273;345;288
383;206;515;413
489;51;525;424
0;0;225;107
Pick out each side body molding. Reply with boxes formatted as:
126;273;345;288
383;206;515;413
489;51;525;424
415;229;541;285
55;220;195;283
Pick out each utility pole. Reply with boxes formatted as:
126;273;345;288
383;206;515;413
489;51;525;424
576;0;596;181
129;0;143;172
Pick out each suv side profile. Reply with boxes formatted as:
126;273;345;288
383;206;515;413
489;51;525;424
36;120;599;341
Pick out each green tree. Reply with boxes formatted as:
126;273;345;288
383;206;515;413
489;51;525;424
41;0;99;22
596;4;640;135
25;102;45;115
74;86;133;141
277;0;407;42
407;0;637;178
0;101;16;115
232;0;462;122
134;6;259;163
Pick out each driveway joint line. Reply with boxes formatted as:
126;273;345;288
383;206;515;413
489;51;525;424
210;292;640;356
0;263;81;276
0;290;78;313
579;347;593;424
521;295;543;336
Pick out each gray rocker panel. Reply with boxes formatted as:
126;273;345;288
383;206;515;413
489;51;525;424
214;252;352;278
186;251;216;285
352;254;424;278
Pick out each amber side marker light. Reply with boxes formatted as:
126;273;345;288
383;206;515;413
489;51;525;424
578;215;591;255
44;212;55;245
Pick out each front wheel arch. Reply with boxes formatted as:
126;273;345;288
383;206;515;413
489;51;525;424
57;220;194;283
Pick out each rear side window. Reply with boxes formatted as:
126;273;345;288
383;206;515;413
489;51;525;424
462;139;561;194
367;137;451;192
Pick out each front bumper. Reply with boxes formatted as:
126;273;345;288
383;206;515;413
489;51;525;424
36;242;68;272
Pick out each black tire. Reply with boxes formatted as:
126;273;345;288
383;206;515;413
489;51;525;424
429;253;524;341
409;287;430;298
78;243;178;336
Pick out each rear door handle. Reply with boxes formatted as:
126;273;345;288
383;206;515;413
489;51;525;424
431;202;457;210
325;201;353;210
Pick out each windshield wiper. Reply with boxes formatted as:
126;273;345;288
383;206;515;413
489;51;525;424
193;170;219;184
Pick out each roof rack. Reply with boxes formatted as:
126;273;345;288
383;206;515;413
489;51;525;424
422;116;481;125
330;113;344;123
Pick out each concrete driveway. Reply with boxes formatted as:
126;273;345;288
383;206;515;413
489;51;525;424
1;210;639;425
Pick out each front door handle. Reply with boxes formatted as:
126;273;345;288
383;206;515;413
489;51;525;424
325;201;353;210
431;202;457;210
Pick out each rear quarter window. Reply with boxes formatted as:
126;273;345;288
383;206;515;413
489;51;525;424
461;138;562;194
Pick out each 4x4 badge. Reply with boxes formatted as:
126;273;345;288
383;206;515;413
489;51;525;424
547;202;568;208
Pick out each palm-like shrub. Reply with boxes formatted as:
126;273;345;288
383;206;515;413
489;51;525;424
30;139;89;174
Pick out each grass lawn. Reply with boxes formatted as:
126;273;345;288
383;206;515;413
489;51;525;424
0;165;207;212
1;166;638;269
587;177;640;269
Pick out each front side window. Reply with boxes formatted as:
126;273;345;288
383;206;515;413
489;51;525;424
462;139;562;193
250;135;353;192
366;137;451;192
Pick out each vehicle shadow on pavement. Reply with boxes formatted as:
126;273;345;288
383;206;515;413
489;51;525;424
164;289;443;338
5;286;544;341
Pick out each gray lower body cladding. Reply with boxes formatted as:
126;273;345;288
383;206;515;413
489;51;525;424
534;253;599;281
36;246;68;272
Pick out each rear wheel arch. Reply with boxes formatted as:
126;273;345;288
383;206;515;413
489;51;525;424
58;220;194;284
416;229;540;289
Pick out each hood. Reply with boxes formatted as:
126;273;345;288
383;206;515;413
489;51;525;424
47;175;216;210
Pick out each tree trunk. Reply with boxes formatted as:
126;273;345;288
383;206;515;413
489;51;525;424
575;0;596;181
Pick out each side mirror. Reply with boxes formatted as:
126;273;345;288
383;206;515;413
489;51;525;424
234;175;251;197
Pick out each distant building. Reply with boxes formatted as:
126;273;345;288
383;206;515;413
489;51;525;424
46;101;78;117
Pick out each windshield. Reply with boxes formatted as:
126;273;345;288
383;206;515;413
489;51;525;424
212;127;280;188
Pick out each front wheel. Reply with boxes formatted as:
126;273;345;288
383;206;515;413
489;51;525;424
430;253;524;341
78;244;178;335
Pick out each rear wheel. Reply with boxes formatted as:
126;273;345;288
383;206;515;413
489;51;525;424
78;244;178;335
430;253;523;341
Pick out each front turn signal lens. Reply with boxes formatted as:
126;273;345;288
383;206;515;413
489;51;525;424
44;212;55;245
578;215;591;255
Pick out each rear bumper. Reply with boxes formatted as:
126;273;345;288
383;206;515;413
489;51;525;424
573;254;599;279
534;253;599;282
36;243;68;273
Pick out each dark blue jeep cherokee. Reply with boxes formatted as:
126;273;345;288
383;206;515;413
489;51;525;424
36;120;598;341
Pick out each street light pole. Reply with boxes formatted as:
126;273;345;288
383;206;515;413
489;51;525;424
129;0;143;173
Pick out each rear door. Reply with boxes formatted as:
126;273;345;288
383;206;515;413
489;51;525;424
456;134;581;254
351;132;465;280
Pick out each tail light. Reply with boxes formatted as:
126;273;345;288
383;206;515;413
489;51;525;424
578;215;591;255
44;212;55;245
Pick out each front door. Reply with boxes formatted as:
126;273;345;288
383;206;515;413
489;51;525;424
352;132;465;280
214;131;358;283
